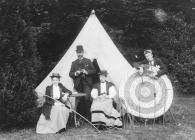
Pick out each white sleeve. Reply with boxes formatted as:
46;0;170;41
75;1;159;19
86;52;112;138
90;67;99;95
91;88;98;99
109;86;117;98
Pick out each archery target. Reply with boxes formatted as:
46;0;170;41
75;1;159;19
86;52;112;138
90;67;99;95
119;72;173;119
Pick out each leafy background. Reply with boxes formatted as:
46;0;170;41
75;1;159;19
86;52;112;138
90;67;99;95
0;0;194;128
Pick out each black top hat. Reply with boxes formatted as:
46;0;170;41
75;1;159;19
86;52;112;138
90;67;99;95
76;45;84;53
99;70;108;77
50;73;61;78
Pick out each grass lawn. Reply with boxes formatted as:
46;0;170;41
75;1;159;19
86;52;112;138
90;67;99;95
0;95;195;140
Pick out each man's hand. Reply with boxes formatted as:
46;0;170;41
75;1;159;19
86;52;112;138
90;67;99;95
148;73;158;80
75;70;81;76
81;69;88;75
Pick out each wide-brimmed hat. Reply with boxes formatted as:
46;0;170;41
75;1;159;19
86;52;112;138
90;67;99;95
99;70;108;77
144;50;152;55
50;73;61;78
76;45;84;53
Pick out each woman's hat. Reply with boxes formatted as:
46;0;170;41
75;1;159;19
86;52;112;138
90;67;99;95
99;70;108;77
50;73;61;78
76;45;84;53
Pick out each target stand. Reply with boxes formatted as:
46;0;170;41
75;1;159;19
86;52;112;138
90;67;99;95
119;71;174;126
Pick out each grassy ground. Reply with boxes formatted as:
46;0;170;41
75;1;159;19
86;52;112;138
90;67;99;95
0;95;195;140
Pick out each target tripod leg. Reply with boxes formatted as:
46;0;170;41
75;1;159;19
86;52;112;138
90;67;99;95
153;109;156;126
131;114;135;127
162;109;175;126
152;77;158;126
153;92;156;126
163;114;165;125
163;87;167;126
153;118;155;126
169;109;176;123
128;113;134;128
138;92;141;126
163;97;166;125
145;119;148;127
139;75;144;127
162;106;165;125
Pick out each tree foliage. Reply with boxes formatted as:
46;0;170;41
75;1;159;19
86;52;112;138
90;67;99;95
0;0;41;127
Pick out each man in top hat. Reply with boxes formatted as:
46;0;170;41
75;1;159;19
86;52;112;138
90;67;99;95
69;45;96;120
134;49;167;79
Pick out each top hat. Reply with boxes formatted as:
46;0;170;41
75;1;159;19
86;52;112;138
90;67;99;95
50;73;61;78
144;50;152;55
76;45;84;53
99;70;108;77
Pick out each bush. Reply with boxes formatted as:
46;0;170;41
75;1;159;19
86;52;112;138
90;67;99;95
0;1;41;128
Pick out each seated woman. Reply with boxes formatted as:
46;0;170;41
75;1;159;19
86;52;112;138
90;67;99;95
36;73;72;134
90;70;122;130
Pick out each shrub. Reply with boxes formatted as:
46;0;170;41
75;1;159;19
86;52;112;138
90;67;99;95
0;1;41;127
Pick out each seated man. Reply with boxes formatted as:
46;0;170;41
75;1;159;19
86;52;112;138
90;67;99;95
134;50;168;123
90;70;122;130
36;73;72;134
134;50;167;79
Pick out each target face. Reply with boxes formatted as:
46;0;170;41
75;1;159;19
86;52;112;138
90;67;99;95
119;72;173;119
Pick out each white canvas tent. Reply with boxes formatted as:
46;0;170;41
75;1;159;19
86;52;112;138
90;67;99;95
35;10;135;96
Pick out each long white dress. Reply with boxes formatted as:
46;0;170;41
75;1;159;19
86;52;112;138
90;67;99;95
90;82;122;128
36;85;70;134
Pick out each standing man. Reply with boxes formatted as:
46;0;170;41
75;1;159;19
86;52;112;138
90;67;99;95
69;45;96;120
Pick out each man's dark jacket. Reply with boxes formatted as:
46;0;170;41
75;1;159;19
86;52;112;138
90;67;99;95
69;57;96;90
134;57;167;77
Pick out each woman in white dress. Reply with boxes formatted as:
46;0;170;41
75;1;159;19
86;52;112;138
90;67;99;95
36;73;72;134
90;70;122;130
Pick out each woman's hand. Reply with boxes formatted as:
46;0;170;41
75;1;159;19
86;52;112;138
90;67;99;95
37;96;45;107
148;72;158;80
98;94;109;99
103;94;109;98
62;94;69;102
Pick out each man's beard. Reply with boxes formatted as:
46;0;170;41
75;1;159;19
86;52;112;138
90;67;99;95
78;55;83;60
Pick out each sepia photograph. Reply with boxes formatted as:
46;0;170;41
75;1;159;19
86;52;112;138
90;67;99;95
0;0;195;139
